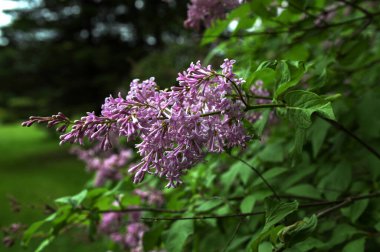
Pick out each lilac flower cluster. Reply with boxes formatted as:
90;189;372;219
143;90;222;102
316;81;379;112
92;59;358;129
133;189;164;207
99;189;164;252
22;59;250;188
71;143;133;186
184;0;242;31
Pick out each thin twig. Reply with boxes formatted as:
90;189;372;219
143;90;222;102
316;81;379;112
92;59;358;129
222;217;244;252
228;154;281;200
338;0;372;17
216;73;249;107
317;192;380;217
141;192;380;222
141;211;265;221
317;114;380;160
245;104;285;111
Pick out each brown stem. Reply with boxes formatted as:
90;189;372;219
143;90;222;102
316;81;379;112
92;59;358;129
317;114;380;160
141;192;380;221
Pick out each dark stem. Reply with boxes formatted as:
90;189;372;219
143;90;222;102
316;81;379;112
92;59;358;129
141;211;265;221
141;192;380;221
222;217;244;252
245;104;285;111
317;192;380;217
338;0;372;17
216;73;249;107
229;154;280;201
317;114;380;160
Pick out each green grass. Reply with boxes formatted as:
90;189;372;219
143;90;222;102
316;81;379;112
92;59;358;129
0;124;104;251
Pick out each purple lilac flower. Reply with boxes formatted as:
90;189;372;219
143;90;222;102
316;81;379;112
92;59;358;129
22;59;250;188
184;0;242;31
71;144;132;186
124;223;148;251
134;189;164;207
99;189;165;251
99;212;124;234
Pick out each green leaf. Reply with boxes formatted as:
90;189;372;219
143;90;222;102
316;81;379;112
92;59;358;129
84;187;107;203
250;225;284;252
250;0;276;19
22;220;49;246
342;238;366;252
285;237;324;252
283;45;309;61
323;224;359;248
164;220;193;252
274;61;306;98
196;198;224;212
251;110;271;137
374;222;380;232
263;199;299;232
248;68;276;91
240;195;256;213
220;162;242;192
252;167;288;186
258;241;273;252
55;189;88;208
341;199;369;223
279;215;318;245
257;141;285;162
221;160;252;191
201;19;229;45
143;223;165;251
257;60;278;71
285;90;336;129
22;211;59;246
292;128;306;155
285;184;322;199
318;162;352;200
308;117;330;157
35;236;55;252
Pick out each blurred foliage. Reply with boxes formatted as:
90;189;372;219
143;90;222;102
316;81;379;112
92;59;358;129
4;0;380;251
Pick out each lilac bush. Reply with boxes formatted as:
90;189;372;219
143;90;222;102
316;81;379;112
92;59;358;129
23;59;252;188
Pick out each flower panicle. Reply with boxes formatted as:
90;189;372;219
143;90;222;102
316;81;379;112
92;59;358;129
23;59;254;187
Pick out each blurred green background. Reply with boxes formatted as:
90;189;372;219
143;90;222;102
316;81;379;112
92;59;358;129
0;124;102;251
0;0;202;250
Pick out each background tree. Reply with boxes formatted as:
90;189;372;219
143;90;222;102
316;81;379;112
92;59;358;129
0;0;196;121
